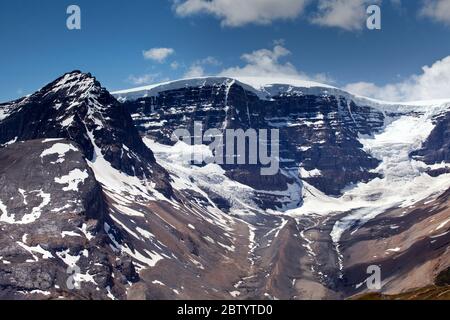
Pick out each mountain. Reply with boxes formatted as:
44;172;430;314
114;76;450;298
0;71;171;193
0;72;246;299
0;71;449;300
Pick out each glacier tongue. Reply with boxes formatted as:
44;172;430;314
142;137;264;217
324;112;450;244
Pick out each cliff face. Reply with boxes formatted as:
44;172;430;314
412;111;450;165
121;79;385;199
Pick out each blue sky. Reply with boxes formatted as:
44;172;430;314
1;0;450;102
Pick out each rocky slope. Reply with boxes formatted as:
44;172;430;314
0;138;137;299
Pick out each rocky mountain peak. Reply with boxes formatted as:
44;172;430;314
41;70;99;94
0;71;172;196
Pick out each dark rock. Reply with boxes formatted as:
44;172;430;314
411;111;450;165
436;267;450;286
115;257;139;283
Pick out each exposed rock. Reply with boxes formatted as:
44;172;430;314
412;111;450;166
0;139;132;299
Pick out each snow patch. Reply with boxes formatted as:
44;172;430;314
54;169;89;192
299;167;322;178
62;231;82;238
1;137;18;147
230;291;241;297
0;190;50;224
104;223;163;269
436;218;450;231
61;115;75;127
40;143;78;159
17;241;54;261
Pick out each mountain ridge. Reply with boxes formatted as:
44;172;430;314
112;75;450;109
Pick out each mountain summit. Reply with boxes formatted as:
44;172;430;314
0;71;171;191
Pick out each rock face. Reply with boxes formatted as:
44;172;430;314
0;72;173;299
412;111;450;165
0;139;135;299
120;79;385;198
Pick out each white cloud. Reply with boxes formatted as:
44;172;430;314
183;56;222;78
184;65;206;78
127;74;159;85
273;39;286;46
173;0;310;27
219;45;333;83
173;0;450;31
197;56;222;66
143;48;175;63
311;0;379;31
343;56;450;101
420;0;450;25
220;45;298;78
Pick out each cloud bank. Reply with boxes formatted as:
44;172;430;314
173;0;310;27
174;0;450;30
219;45;332;83
344;55;450;101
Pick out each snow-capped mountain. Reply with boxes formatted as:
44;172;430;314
0;71;449;300
0;72;243;299
114;76;450;297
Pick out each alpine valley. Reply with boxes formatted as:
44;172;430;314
0;71;449;300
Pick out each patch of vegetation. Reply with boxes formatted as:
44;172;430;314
435;267;450;287
353;286;450;300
